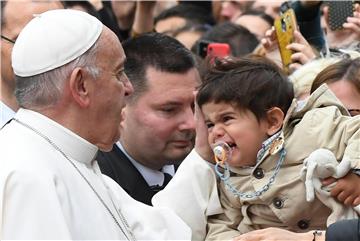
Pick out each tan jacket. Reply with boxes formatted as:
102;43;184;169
206;84;360;240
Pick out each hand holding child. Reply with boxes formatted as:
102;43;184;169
194;91;214;164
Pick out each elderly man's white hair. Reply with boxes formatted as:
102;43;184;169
12;9;103;109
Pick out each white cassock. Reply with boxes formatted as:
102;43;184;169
0;108;191;240
152;149;223;241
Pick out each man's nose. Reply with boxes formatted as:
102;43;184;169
178;107;196;131
123;75;134;96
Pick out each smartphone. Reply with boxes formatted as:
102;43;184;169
327;1;354;31
274;8;298;73
207;43;230;59
196;40;212;58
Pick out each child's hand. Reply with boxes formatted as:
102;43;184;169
322;173;360;206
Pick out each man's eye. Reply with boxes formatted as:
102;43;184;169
115;69;126;81
161;108;175;113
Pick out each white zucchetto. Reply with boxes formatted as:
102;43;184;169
12;9;103;77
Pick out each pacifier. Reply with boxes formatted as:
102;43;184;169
212;141;232;164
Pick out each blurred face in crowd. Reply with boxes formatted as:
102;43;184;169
327;79;360;116
235;14;272;39
120;67;200;170
155;16;186;36
111;1;136;29
252;1;281;19
174;30;203;50
88;29;134;151
218;0;252;22
1;0;63;104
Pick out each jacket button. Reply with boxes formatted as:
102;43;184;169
253;168;264;179
273;197;284;209
297;220;310;230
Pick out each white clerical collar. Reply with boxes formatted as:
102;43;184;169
14;108;98;164
116;141;175;186
0;101;16;129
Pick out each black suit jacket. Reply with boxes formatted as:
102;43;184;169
97;144;155;206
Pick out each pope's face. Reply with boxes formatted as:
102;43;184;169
89;29;133;151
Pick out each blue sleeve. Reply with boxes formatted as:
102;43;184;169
326;219;360;241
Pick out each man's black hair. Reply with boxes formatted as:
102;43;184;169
122;32;196;102
195;22;259;57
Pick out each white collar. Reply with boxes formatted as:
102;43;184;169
14;108;98;165
116;142;174;186
0;101;16;129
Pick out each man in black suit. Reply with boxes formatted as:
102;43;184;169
97;33;200;205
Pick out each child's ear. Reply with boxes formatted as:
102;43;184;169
265;107;284;136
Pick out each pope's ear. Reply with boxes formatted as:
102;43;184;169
69;67;90;108
265;107;284;136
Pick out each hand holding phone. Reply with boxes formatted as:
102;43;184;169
327;1;354;31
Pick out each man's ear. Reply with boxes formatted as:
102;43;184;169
69;67;91;108
265;107;284;136
119;107;126;130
